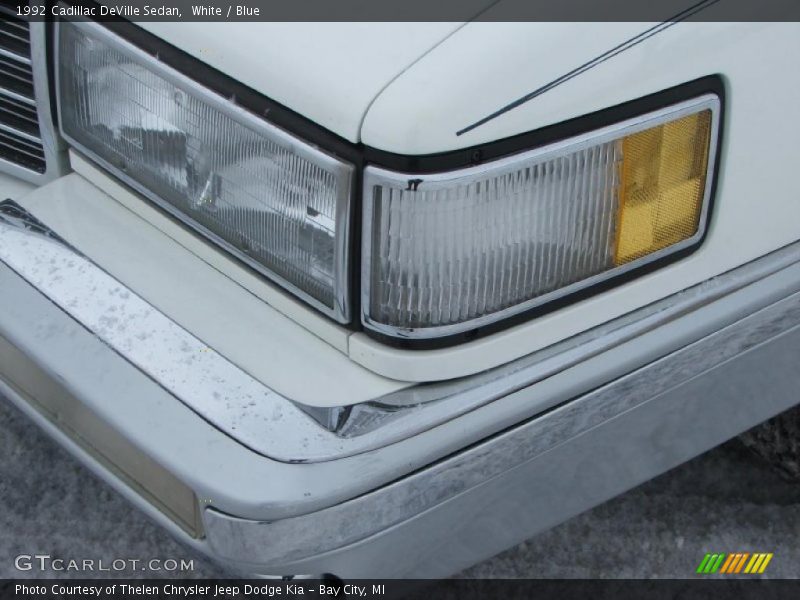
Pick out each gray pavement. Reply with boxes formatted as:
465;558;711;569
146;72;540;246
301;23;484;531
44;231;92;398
1;395;799;579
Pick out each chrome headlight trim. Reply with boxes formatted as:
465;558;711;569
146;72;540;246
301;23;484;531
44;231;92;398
361;94;720;340
55;18;354;323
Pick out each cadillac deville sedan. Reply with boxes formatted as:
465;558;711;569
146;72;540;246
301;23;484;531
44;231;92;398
1;7;799;577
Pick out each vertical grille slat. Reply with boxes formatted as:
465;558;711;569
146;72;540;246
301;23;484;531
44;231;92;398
0;11;45;173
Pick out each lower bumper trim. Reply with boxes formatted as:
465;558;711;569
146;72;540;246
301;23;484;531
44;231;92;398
0;331;203;539
204;288;800;576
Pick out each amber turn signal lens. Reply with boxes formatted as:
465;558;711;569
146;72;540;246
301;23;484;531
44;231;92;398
615;110;712;265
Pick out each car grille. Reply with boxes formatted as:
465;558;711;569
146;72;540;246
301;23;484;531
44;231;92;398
0;7;45;173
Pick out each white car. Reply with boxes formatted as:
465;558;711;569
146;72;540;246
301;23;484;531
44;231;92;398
1;9;799;578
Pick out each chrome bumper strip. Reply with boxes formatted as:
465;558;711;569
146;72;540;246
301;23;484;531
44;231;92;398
3;197;800;576
0;200;345;463
3;199;800;464
205;285;800;571
332;239;800;439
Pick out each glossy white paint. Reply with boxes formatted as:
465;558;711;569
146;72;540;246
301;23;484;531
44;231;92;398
0;172;35;200
14;168;411;408
0;217;359;461
136;22;466;142
362;21;648;153
349;21;800;380
137;22;800;381
362;22;790;152
11;22;800;385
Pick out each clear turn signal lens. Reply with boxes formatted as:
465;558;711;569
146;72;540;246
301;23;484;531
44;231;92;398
363;96;718;339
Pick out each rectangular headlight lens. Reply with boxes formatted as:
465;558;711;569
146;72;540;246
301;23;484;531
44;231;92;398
363;97;718;339
57;20;353;321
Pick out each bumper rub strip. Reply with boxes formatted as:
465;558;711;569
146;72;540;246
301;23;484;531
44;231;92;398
0;199;350;463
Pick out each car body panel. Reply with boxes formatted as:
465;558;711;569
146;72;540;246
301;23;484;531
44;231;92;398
136;21;467;142
3;209;800;573
12;169;410;409
52;21;800;383
2;17;800;579
349;22;800;380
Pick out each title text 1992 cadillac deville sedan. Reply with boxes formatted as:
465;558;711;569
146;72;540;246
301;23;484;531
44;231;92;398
1;3;799;577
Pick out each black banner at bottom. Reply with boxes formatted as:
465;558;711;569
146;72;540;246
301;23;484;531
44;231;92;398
3;579;800;600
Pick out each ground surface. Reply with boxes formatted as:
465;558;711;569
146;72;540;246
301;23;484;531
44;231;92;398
1;395;799;579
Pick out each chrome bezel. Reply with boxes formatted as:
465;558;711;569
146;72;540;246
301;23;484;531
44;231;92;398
55;19;354;323
362;94;721;339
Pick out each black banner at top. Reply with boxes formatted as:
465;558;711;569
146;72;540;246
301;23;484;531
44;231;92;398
4;0;800;22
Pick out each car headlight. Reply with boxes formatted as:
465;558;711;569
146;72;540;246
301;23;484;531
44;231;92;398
56;19;354;322
363;96;719;339
55;19;721;342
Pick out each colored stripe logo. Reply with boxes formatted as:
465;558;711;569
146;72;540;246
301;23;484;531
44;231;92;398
696;553;773;574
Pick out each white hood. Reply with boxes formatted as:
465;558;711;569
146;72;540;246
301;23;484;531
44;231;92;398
137;21;466;142
138;21;737;157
